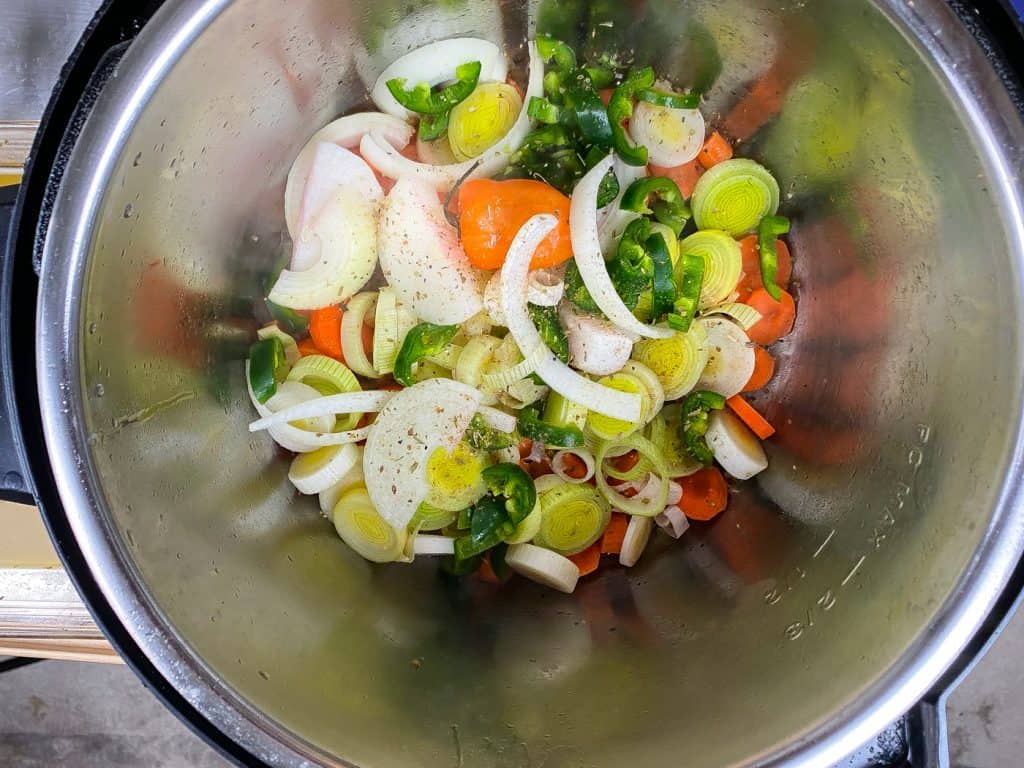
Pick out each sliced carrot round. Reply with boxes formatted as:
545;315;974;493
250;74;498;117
742;346;776;392
568;542;602;577
737;236;792;302
649;160;703;200
297;337;321;357
745;288;796;346
600;512;630;554
308;306;344;361
678;467;729;521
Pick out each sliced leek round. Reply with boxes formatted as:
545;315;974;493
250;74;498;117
505;543;580;593
411;534;456;556
534;483;611;556
373;287;419;376
646;405;703;478
677;231;742;308
319;451;365;515
506;500;543;545
620;361;665;427
332;486;407;563
705;409;768;480
423;440;489;512
691;158;780;236
596;434;670;517
448;82;523;161
694;317;755;399
632;320;709;401
286;354;363;430
699;302;763;331
410;502;459;531
586;373;647;440
619;516;653;567
289;442;361;495
341;292;380;378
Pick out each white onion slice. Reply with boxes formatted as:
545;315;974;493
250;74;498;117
655;505;691;539
598;156;647;256
629;101;706;168
371;38;508;120
318;450;365;515
285;114;412;235
411;534;456;556
558;302;635;376
359;41;542;191
570;157;673;340
289;144;383;272
248;391;392;432
552;449;596;484
484;267;565;325
478;405;517;433
500;215;642;423
378;177;486;324
363;379;482;528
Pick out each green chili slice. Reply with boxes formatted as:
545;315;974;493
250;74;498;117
608;67;656;166
393;322;459;387
518;406;586;449
248;337;289;404
637;87;701;110
386;60;482;115
621;176;689;236
670;253;706;332
757;214;791;301
647;231;676;320
680;390;726;464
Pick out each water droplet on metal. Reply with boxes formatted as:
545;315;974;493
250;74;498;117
123;203;134;218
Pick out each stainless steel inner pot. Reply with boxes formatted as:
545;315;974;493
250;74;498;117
34;0;1024;766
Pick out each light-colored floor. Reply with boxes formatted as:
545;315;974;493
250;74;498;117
2;606;1023;768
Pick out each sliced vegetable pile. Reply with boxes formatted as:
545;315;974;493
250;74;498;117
248;36;797;593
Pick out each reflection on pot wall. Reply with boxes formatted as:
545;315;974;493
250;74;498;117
68;0;1021;765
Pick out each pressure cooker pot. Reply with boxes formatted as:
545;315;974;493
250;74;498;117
2;0;1024;766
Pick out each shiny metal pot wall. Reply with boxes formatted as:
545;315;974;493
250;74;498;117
35;0;1024;765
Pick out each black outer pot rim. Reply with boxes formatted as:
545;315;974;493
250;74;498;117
2;2;1023;767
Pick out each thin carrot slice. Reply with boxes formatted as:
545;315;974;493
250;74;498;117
309;306;344;361
478;557;501;584
600;513;630;554
679;467;729;521
649;160;703;199
745;288;796;346
726;395;776;439
698;131;733;168
743;346;776;392
569;542;602;577
297;338;321;357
